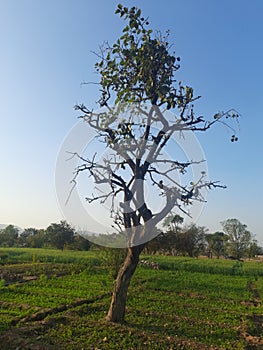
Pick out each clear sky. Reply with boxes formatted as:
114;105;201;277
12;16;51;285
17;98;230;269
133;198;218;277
0;0;262;244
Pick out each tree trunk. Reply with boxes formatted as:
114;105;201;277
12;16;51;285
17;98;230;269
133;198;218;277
106;244;145;323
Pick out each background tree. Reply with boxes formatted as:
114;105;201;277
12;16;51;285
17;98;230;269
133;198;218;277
72;4;239;323
0;225;19;247
246;239;260;259
27;229;47;248
67;234;91;251
155;214;184;255
176;224;207;257
206;231;227;258
18;227;39;247
144;228;173;254
163;214;184;233
46;221;75;250
221;218;254;259
256;245;263;255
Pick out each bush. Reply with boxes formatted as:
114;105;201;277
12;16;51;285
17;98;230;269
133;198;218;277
100;247;127;279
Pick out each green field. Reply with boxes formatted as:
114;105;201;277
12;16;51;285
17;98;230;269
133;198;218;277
0;248;262;349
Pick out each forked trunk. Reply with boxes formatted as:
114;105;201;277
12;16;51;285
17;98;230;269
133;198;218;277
106;244;145;323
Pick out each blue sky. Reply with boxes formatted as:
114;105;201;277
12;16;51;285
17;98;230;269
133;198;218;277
0;0;262;244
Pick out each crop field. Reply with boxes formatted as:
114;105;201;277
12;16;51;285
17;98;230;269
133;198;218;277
0;248;262;349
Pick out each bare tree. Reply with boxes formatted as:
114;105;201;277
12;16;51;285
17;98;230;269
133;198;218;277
71;4;239;323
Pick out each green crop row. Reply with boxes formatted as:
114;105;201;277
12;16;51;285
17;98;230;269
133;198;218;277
143;255;263;277
0;247;101;266
0;248;262;349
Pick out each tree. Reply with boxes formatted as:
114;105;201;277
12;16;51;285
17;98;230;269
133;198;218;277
221;218;254;259
163;214;184;233
72;4;239;323
72;234;91;251
144;228;173;254
151;214;184;255
46;221;75;250
176;224;207;257
27;229;47;248
247;239;260;259
18;227;39;247
0;225;19;247
206;231;227;258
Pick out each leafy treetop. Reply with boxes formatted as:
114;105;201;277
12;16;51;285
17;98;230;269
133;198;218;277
96;4;188;110
73;4;240;245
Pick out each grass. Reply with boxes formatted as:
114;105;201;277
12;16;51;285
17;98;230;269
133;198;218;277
151;255;263;276
0;248;262;349
0;247;101;265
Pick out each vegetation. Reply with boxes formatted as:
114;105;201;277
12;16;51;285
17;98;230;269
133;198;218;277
0;218;260;262
0;248;262;349
221;218;257;260
206;231;227;259
72;3;240;323
0;3;261;331
0;4;261;349
0;221;91;251
146;218;261;259
0;225;19;247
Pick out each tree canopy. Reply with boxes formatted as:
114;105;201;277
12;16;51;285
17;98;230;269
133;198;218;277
221;218;254;260
71;4;240;323
0;225;19;247
74;4;239;248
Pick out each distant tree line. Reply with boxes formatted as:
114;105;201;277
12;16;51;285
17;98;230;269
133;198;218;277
145;216;262;260
0;221;90;251
0;217;261;259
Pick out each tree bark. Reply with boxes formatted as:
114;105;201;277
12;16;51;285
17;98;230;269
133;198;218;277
106;244;145;323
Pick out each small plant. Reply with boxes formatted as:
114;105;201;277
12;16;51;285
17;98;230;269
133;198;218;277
100;247;127;279
32;252;36;264
0;254;8;264
0;278;5;288
231;261;244;275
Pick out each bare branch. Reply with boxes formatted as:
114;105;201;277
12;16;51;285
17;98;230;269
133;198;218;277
86;189;114;204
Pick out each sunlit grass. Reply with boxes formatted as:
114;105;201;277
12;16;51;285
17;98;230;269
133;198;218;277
0;248;262;349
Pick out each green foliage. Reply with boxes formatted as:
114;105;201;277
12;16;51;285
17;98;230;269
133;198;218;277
65;234;91;251
0;278;5;288
150;223;207;257
0;250;262;349
0;225;19;247
99;247;127;279
178;224;207;257
143;255;263;277
0;222;92;250
27;229;47;248
206;231;227;258
18;227;39;247
222;218;255;259
0;247;100;265
46;220;75;250
148;218;260;259
95;4;183;108
162;213;184;232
